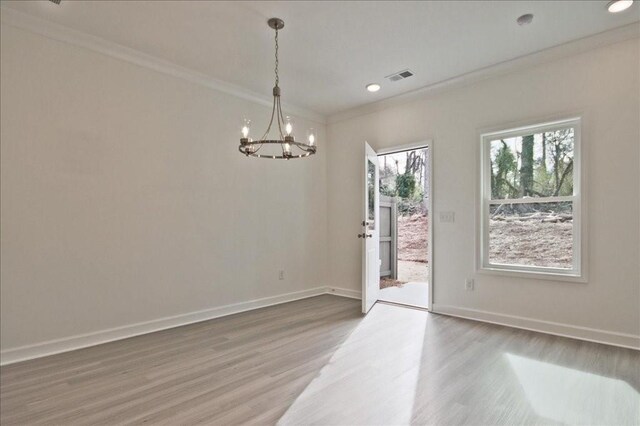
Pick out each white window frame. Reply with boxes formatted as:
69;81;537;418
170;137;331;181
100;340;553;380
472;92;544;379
479;117;584;281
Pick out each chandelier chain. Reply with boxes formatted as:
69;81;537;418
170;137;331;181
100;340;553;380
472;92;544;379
274;28;279;87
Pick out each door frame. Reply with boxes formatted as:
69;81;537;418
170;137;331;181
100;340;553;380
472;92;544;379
376;140;434;311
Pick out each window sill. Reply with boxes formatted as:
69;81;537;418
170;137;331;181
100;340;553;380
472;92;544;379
477;266;587;283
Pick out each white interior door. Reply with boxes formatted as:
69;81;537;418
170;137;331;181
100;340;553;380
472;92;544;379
361;142;380;313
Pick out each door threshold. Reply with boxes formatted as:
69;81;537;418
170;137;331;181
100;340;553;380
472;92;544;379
377;300;430;312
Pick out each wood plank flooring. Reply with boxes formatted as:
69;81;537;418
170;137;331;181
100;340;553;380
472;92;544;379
1;295;638;425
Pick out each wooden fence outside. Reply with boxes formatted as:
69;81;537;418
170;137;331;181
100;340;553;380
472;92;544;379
379;195;398;279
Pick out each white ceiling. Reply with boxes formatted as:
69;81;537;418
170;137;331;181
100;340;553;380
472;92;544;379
2;1;639;116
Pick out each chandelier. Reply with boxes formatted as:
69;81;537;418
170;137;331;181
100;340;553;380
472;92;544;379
239;18;317;159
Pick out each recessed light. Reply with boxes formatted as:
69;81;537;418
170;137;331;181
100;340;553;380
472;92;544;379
366;83;381;93
607;0;633;12
517;14;534;26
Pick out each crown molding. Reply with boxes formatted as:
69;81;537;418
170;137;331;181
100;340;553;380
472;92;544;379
328;22;640;124
0;6;326;124
1;6;637;127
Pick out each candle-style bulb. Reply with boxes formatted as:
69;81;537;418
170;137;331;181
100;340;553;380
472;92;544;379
284;116;293;136
241;118;251;139
307;128;316;146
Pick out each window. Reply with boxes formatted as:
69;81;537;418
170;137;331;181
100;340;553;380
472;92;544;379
480;118;582;278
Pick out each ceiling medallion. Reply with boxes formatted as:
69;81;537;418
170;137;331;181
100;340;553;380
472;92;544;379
239;18;316;160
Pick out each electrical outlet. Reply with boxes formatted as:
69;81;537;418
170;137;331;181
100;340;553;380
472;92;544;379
439;211;455;223
465;278;474;291
279;270;285;280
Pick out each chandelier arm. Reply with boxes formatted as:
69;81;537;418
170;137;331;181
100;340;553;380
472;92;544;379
240;140;315;157
260;95;278;142
294;144;315;152
276;95;285;140
277;92;287;125
252;143;265;154
279;103;286;156
239;150;313;159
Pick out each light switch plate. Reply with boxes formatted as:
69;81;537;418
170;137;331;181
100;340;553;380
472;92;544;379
439;211;455;223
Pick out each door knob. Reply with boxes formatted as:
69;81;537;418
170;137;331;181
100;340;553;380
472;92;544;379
358;233;373;238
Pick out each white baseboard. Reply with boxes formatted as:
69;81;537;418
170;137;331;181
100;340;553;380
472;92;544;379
0;287;328;366
325;286;361;300
8;288;633;366
432;304;640;350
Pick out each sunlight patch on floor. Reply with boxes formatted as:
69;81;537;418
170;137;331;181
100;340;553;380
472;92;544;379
506;353;640;425
277;304;427;425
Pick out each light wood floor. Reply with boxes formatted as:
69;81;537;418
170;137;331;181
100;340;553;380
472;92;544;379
1;295;638;425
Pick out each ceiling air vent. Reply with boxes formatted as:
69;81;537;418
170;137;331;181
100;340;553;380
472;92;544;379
386;69;414;82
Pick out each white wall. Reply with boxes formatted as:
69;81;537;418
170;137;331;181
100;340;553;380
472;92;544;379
1;18;638;360
327;38;640;346
0;24;327;354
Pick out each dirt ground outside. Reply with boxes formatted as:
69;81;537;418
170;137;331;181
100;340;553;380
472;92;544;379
380;261;429;289
489;217;572;268
396;211;573;269
381;214;429;289
381;206;573;290
398;260;428;282
398;214;428;263
380;277;404;289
